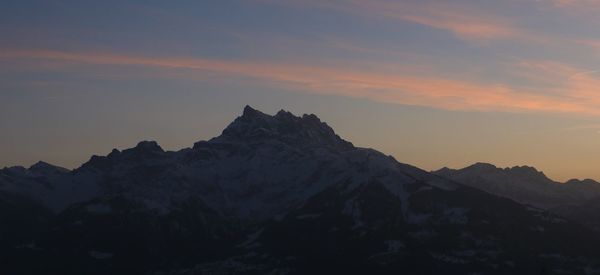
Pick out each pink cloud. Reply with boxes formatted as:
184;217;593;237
513;60;600;112
2;49;600;116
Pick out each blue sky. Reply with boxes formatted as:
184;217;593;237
2;0;600;181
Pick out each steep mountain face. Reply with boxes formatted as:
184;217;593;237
3;106;600;275
435;163;600;209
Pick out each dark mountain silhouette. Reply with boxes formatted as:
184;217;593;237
435;163;600;231
435;163;600;208
2;106;600;274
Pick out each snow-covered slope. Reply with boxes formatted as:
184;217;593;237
2;106;600;275
9;106;453;219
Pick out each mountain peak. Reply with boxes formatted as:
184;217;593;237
506;165;547;178
213;106;353;149
78;141;164;171
509;165;538;171
433;167;455;176
108;148;121;157
30;161;52;169
29;161;69;174
275;109;295;119
461;163;548;179
133;140;163;153
467;162;498;170
302;113;321;122
242;105;264;118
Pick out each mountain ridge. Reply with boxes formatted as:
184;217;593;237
2;106;600;274
437;162;600;185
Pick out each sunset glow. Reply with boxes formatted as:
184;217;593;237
2;0;600;181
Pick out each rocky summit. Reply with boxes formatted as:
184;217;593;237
2;106;600;275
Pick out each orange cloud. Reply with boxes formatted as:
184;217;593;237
2;49;600;116
513;60;600;112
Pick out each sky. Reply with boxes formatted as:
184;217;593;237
2;0;600;181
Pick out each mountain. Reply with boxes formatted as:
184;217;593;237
3;106;600;274
435;163;600;209
434;163;600;233
0;161;98;212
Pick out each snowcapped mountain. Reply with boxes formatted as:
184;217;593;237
434;163;600;209
0;161;99;212
434;163;600;234
3;106;600;274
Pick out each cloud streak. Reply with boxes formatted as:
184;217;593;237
353;1;524;42
266;0;534;43
544;0;600;9
2;49;600;116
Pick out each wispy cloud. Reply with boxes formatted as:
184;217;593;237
543;0;600;8
4;49;600;116
266;0;534;43
514;59;600;112
576;39;600;54
534;0;600;16
354;1;524;42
